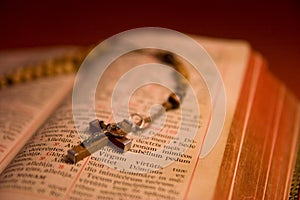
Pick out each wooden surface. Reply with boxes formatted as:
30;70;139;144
0;0;299;97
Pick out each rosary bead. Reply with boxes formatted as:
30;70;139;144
168;93;180;108
163;93;180;111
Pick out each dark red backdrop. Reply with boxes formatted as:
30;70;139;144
0;0;299;97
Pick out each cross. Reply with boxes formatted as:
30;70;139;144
67;92;182;164
67;118;138;164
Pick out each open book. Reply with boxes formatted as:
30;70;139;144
0;35;299;199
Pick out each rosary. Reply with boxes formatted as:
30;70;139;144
0;46;190;164
67;51;189;164
0;45;188;163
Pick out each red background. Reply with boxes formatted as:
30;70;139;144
0;0;299;97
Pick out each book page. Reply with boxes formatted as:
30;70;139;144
0;48;76;173
0;36;250;199
187;37;251;199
